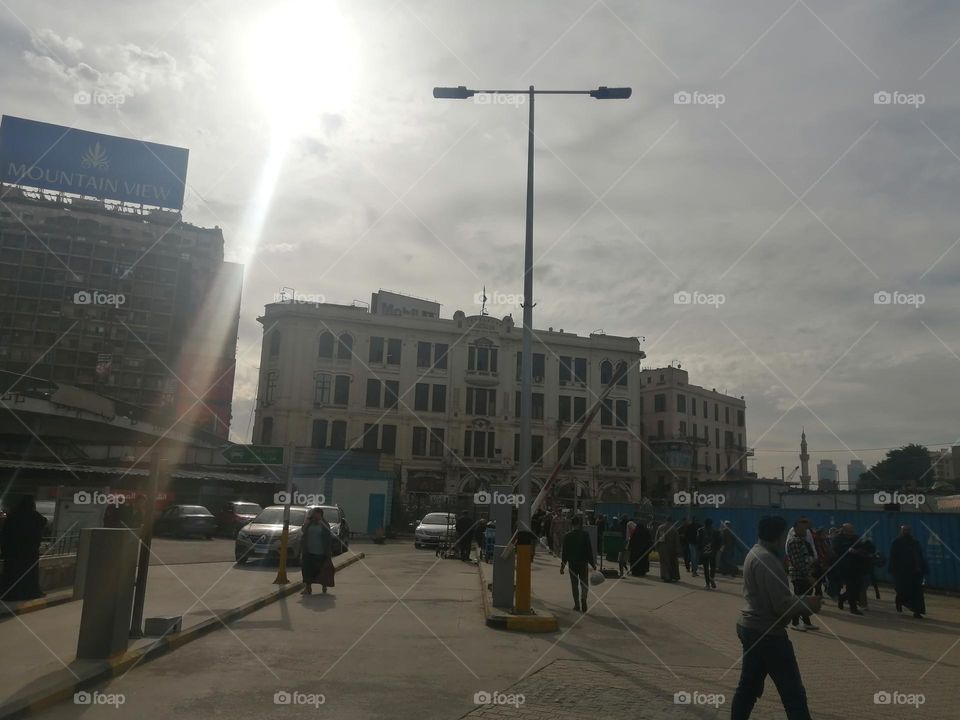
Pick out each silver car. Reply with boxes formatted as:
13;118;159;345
413;512;456;549
235;505;349;565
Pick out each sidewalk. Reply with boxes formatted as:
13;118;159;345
0;554;361;717
468;550;960;719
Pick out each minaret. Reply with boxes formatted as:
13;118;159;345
799;429;811;490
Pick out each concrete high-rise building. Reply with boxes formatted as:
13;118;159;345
637;365;750;500
0;188;242;438
817;459;839;491
847;459;867;490
799;429;811;490
929;448;957;485
253;291;646;504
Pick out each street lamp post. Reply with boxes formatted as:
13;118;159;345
434;84;631;609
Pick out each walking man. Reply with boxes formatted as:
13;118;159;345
833;523;869;615
684;518;701;576
888;525;928;618
560;516;596;613
697;518;720;589
787;518;818;631
455;511;473;562
732;516;821;720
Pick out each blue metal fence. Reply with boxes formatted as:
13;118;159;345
671;508;960;591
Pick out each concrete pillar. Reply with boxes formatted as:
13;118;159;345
76;528;139;659
490;484;515;608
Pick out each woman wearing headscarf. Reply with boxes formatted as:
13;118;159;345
718;520;738;576
655;519;681;582
300;507;334;595
628;518;653;576
0;495;47;600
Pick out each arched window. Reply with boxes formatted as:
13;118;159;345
600;359;612;385
337;333;353;360
269;331;281;358
318;332;335;358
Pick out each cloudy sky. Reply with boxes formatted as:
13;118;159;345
3;0;959;482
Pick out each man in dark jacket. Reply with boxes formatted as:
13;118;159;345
455;511;473;562
832;523;870;615
697;518;721;589
888;525;927;618
543;512;554;551
560;516;596;612
684;519;701;576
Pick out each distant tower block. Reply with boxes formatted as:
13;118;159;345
799;429;811;491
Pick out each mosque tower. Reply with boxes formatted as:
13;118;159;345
799;429;811;490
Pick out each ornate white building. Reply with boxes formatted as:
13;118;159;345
252;290;646;506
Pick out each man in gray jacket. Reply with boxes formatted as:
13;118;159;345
731;516;822;720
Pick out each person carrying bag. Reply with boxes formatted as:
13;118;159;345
301;508;335;595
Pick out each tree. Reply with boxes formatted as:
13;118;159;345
860;444;932;491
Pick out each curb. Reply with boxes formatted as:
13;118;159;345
0;590;75;619
0;552;364;720
477;559;558;633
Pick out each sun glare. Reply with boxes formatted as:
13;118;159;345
247;0;357;135
237;0;356;267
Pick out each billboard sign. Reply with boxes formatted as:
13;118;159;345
0;115;188;209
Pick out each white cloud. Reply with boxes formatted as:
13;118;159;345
24;29;185;99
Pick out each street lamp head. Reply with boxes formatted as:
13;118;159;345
590;86;632;100
433;86;475;100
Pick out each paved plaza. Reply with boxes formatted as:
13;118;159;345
3;542;957;719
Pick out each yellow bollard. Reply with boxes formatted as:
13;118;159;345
515;542;532;613
273;525;290;584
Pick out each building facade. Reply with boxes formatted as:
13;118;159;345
847;459;867;490
252;290;646;506
0;188;242;437
637;365;750;500
929;448;958;485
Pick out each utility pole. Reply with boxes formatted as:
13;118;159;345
273;442;296;584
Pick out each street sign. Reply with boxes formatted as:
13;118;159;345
221;445;284;465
